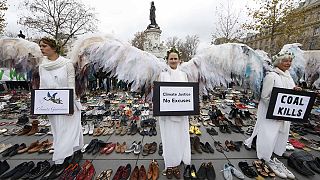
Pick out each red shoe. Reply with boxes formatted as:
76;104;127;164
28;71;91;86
105;143;116;154
76;160;91;180
289;138;305;149
84;163;95;180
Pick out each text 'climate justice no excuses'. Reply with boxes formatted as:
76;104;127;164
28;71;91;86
162;92;191;103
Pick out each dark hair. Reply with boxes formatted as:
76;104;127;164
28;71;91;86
166;47;181;60
39;37;60;53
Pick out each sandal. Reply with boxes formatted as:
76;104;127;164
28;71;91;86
225;140;235;151
252;160;268;177
238;161;258;178
172;166;181;179
261;161;275;177
166;167;173;179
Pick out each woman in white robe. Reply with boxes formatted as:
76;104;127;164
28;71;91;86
39;38;83;165
244;53;300;161
158;48;191;177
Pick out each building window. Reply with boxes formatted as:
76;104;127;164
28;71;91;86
314;27;320;36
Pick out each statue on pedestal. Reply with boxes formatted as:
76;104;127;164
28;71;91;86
148;1;159;29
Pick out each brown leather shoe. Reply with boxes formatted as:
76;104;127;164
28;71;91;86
147;162;153;180
115;142;121;153
193;136;202;153
28;139;49;153
27;140;39;151
152;160;159;180
130;166;139;180
17;125;32;136
93;127;104;136
139;165;147;180
27;120;39;136
120;142;127;153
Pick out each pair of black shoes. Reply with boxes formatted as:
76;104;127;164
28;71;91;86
148;127;157;136
128;122;138;135
21;160;51;179
196;162;216;180
2;144;20;157
219;125;231;134
0;161;34;179
85;139;107;155
0;160;10;176
199;142;215;154
206;127;218;136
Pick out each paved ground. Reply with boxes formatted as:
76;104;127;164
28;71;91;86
1;100;320;180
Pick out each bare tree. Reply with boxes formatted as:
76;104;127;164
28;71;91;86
0;0;7;34
244;0;304;55
3;30;17;38
19;0;98;49
166;35;200;61
131;31;146;50
211;0;244;44
165;36;180;48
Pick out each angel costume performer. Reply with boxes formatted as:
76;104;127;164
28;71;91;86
244;67;295;161
39;56;83;164
158;66;191;169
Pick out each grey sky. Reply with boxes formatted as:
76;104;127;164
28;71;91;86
4;0;252;50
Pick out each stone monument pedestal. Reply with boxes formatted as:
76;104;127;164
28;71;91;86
143;27;166;58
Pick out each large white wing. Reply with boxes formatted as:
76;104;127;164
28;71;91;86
181;43;267;97
304;50;320;89
69;34;167;96
0;38;42;72
279;43;320;89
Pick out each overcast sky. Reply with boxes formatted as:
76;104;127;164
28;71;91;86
4;0;253;50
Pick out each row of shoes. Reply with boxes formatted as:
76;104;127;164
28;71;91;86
82;139;159;156
190;136;215;154
184;162;216;180
1;139;53;157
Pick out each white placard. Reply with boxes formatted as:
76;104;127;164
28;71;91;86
33;90;71;114
159;86;194;112
272;93;310;118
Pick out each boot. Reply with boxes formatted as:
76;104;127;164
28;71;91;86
27;120;39;136
17;114;29;125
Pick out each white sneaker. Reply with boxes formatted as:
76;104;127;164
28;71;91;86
81;144;89;153
273;158;295;179
89;123;94;135
230;165;245;179
286;141;295;151
267;159;287;179
83;124;89;135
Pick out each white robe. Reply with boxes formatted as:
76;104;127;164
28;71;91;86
39;56;83;164
158;66;191;169
244;67;295;161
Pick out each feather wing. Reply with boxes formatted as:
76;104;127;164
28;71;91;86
69;34;167;97
0;38;42;72
304;50;320;89
181;43;266;98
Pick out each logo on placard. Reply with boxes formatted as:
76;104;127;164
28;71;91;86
43;92;63;104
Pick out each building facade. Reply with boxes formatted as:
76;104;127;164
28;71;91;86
243;0;320;53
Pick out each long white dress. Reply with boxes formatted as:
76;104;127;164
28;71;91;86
244;67;295;161
39;56;83;164
158;66;191;169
